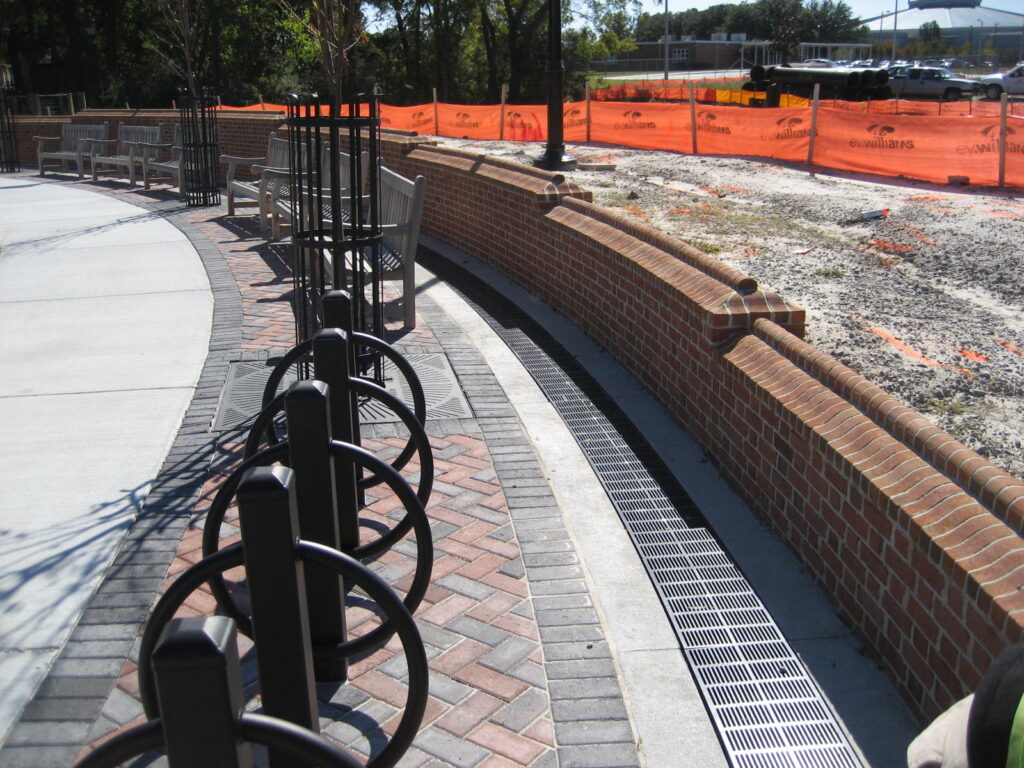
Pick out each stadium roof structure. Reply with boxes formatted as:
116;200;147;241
863;0;1024;31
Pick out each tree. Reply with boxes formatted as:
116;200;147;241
916;20;944;56
802;0;867;42
755;0;805;62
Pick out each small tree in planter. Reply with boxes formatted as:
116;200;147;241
282;0;387;354
150;0;220;206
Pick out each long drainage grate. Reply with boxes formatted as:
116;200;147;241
420;247;865;768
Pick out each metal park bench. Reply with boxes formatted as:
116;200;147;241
34;122;108;178
140;124;182;191
88;124;164;186
221;134;290;228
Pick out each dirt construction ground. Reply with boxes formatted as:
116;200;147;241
440;138;1024;480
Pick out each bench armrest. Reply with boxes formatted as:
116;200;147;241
137;141;173;151
220;154;266;182
32;135;60;145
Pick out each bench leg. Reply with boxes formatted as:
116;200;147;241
227;189;235;215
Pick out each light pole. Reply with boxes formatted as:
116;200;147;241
891;0;898;62
663;0;669;82
534;0;576;170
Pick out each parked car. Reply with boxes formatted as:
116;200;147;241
886;66;981;101
979;65;1024;100
800;58;836;67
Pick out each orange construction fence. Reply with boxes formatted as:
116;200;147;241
217;96;1023;188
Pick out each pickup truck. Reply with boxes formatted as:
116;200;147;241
979;65;1024;100
886;66;981;101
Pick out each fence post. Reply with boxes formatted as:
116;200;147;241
284;380;348;683
585;81;591;144
151;617;253;768
236;465;319;767
999;92;1008;188
499;83;507;141
688;81;698;156
806;83;821;169
433;88;439;137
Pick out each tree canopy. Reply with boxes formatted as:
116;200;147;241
0;0;868;108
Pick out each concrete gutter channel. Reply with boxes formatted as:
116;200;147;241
0;173;918;767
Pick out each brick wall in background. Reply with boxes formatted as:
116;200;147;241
380;133;1024;723
12;110;284;181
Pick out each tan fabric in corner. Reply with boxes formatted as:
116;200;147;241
907;695;973;768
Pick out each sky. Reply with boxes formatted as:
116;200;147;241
652;0;1022;24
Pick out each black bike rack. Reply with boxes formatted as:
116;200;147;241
135;467;430;768
78;615;362;768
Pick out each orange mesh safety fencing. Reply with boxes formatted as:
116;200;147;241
219;98;1023;188
814;109;1021;187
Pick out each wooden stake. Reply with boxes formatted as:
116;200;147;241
807;83;821;169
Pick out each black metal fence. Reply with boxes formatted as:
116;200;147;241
178;87;221;207
0;87;18;173
75;321;433;767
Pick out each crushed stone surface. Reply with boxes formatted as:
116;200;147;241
439;138;1024;480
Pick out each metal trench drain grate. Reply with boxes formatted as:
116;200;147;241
420;247;864;768
212;353;473;432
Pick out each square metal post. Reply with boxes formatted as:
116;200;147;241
236;466;319;768
151;616;253;768
284;380;348;682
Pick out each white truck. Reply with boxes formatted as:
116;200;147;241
979;65;1024;100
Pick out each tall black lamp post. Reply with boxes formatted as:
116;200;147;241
534;0;577;170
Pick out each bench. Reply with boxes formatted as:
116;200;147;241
88;124;164;186
320;166;425;330
34;123;108;178
140;124;182;190
221;135;291;228
265;147;369;239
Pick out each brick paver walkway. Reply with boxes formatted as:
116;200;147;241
0;176;639;768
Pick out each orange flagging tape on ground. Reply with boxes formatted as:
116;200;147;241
998;340;1024;358
959;348;990;362
867;326;943;367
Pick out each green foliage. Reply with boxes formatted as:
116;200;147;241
0;0;873;108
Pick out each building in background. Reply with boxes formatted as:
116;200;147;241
865;0;1024;67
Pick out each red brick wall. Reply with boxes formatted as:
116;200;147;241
380;134;1024;723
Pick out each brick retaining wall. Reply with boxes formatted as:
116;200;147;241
379;134;1024;722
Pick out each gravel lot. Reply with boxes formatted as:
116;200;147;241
441;138;1024;480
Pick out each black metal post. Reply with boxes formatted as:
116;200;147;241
236;466;319;768
311;329;362;547
284;381;348;683
0;87;18;173
534;0;576;171
178;87;221;207
151;617;253;768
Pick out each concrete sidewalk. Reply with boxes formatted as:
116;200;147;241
0;172;918;768
0;176;212;749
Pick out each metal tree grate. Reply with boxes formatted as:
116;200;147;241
419;247;865;768
212;354;471;432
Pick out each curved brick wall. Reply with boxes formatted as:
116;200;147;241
12;111;1024;721
377;135;1024;722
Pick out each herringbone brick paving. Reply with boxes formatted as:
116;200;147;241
4;176;638;768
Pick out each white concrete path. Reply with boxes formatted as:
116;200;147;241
0;178;212;748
